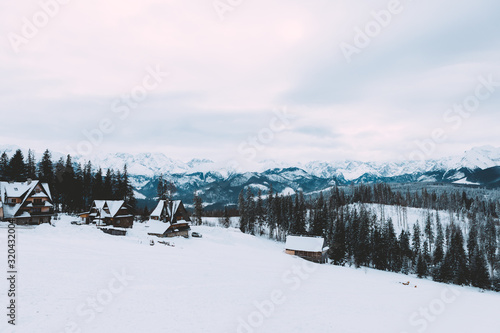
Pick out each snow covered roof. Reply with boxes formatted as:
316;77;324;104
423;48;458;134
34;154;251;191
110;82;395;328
0;180;53;218
1;181;36;198
150;200;166;217
2;204;20;218
93;200;107;210
171;200;180;217
146;220;171;235
107;201;125;217
31;192;48;198
92;200;126;218
285;236;325;252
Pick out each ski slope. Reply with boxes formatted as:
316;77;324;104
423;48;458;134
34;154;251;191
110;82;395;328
0;216;498;333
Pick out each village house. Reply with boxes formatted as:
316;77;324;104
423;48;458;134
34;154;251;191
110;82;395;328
150;199;191;224
285;235;329;264
148;199;191;238
0;179;54;225
80;200;134;229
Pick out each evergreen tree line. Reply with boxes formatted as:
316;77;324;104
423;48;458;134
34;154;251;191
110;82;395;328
238;184;500;291
0;149;136;213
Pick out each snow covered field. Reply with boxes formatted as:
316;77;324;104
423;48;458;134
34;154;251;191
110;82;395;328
1;216;499;333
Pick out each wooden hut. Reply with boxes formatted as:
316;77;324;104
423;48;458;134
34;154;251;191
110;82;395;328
285;236;328;263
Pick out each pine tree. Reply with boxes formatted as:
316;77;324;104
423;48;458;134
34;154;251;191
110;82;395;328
92;168;104;200
468;226;490;289
103;169;113;199
412;223;421;265
0;152;9;180
193;193;203;226
38;149;54;184
157;174;166;200
245;188;256;235
424;212;434;253
433;216;445;265
354;207;371;268
53;157;65;211
82;161;93;208
384;218;398;271
329;211;347;265
416;254;428;278
238;190;247;233
8;149;27;181
141;205;150;222
255;190;265;235
222;206;231;228
484;217;497;277
311;192;326;237
62;155;76;212
26;149;36;179
439;225;468;285
399;230;412;274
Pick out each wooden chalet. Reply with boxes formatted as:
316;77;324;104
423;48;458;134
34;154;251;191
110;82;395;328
0;179;54;225
285;236;328;264
147;222;191;238
80;200;134;229
148;199;191;238
150;199;191;224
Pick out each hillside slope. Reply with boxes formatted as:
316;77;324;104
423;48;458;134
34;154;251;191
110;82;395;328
1;218;498;333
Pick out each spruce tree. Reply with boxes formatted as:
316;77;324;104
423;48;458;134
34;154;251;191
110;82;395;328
8;149;27;181
255;190;265;235
193;193;203;225
412;223;421;264
38;149;54;184
484;217;497;277
439;225;468;285
238;190;247;233
26;149;37;179
245;188;256;235
0;152;9;180
433;217;445;265
416;254;428;278
92;168;104;200
329;213;347;266
222;206;231;228
424;212;434;253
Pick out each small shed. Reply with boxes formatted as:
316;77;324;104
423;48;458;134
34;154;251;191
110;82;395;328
147;221;191;238
285;236;328;263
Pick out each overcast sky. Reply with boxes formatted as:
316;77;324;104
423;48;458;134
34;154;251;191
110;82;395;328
1;0;499;164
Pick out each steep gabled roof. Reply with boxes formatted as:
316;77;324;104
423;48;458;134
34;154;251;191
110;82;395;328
150;200;166;218
285;236;325;252
91;200;127;218
107;200;125;217
0;180;53;218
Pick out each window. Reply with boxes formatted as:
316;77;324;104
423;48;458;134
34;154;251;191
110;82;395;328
35;187;41;193
10;198;17;204
34;199;43;205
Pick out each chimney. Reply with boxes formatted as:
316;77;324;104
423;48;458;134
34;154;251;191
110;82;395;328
27;178;32;185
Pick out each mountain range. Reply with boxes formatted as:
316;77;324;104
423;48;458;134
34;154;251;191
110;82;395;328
1;145;500;208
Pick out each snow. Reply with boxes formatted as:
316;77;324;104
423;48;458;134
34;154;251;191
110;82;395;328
280;187;296;196
133;190;146;200
106;201;125;217
150;200;165;218
285;235;325;252
453;178;480;185
1;214;498;333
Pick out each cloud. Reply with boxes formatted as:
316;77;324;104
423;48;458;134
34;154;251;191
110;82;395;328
0;0;499;164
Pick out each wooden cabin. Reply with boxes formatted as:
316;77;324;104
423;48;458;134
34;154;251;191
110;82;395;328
150;199;191;224
148;222;191;238
285;236;328;263
0;180;54;225
80;200;134;229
